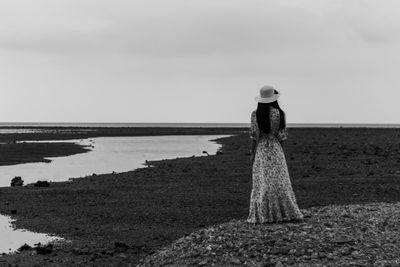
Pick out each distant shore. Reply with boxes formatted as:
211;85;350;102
0;126;246;143
1;127;400;266
2;122;400;128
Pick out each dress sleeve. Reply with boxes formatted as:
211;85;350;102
277;128;288;142
250;111;259;141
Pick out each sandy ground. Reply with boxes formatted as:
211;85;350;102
0;128;400;266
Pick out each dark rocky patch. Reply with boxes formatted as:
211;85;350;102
10;176;23;187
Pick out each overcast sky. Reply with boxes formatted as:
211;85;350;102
1;0;399;123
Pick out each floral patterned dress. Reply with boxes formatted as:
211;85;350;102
247;107;303;223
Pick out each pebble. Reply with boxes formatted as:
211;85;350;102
117;253;127;259
262;261;274;267
198;260;208;266
230;257;241;264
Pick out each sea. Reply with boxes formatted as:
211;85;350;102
1;122;400;129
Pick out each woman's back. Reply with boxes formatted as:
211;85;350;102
251;107;282;141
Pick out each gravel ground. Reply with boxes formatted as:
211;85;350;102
139;202;400;267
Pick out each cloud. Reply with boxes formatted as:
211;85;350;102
0;0;344;57
2;0;400;57
1;0;400;123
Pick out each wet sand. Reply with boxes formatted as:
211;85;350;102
1;128;400;266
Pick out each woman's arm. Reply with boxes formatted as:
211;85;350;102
277;128;288;144
250;138;257;163
249;111;259;163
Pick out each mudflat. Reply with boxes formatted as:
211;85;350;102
1;128;400;266
0;142;89;166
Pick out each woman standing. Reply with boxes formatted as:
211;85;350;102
247;85;303;223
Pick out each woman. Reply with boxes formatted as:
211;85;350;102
247;85;303;223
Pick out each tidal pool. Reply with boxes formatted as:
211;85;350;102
0;215;63;254
0;135;227;187
0;135;227;253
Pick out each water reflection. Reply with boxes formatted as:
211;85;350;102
0;215;62;254
0;135;226;187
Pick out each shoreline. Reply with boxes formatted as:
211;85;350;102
1;128;400;265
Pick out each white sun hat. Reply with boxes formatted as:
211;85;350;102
254;85;280;103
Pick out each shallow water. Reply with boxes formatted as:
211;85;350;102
0;215;62;254
0;135;226;254
0;135;227;187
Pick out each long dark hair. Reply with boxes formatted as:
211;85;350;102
256;101;286;134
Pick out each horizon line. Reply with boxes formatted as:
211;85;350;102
1;122;400;127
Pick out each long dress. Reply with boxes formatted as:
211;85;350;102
247;107;303;223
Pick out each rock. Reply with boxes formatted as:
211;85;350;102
10;210;17;215
34;244;53;255
73;247;90;255
270;247;289;255
117;253;127;259
191;252;200;258
311;253;319;259
230;257;241;264
332;237;354;245
318;252;327;259
295;249;306;256
262;262;274;267
18;243;32;252
326;253;335;260
11;176;23;187
198;260;208;266
341;247;352;256
34;180;50;187
114;242;129;252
